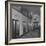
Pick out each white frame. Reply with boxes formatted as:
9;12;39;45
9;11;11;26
5;1;45;45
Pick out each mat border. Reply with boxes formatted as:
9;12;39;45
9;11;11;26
5;1;45;45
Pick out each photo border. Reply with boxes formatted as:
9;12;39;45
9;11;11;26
5;1;45;45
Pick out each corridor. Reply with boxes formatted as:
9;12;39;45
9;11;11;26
11;4;40;39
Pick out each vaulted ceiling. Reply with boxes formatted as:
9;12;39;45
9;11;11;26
11;4;41;20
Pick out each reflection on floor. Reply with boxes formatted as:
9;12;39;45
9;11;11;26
21;29;40;38
12;26;40;39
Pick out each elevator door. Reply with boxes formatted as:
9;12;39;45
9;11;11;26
12;20;19;38
23;22;28;34
15;20;19;38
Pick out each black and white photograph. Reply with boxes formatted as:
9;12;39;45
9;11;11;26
11;4;40;39
5;1;45;45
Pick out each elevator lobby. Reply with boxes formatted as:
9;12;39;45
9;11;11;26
11;5;40;39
